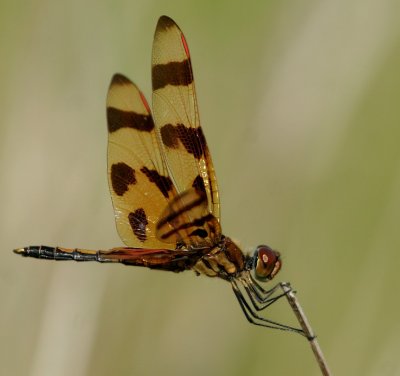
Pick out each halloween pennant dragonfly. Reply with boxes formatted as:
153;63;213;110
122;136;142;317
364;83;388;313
14;16;304;335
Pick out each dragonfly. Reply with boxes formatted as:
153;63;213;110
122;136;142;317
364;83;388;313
14;16;304;335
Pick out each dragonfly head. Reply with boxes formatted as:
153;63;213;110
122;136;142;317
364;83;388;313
253;245;281;281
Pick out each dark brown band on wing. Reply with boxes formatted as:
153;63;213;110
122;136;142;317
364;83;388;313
152;60;193;90
160;124;206;159
128;208;148;242
140;167;173;199
160;123;178;148
111;162;136;196
189;228;208;238
156;193;207;229
107;107;154;133
192;175;206;194
159;213;215;240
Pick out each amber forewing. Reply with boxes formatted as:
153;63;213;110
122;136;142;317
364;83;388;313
152;16;220;225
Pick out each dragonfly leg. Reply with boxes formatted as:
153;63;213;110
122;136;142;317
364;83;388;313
240;274;290;311
231;278;304;335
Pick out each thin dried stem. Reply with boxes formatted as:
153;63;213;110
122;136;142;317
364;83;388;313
280;282;332;376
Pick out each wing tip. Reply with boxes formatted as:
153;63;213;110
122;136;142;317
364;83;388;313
157;15;179;31
110;73;132;87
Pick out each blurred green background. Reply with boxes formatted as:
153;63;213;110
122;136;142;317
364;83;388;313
2;1;400;375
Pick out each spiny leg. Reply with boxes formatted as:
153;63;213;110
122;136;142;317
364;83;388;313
248;271;284;296
244;272;282;299
240;273;290;310
241;279;288;311
231;279;305;335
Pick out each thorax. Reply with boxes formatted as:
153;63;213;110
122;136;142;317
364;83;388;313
192;237;247;280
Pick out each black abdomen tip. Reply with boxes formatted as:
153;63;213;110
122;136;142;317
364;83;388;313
13;245;56;259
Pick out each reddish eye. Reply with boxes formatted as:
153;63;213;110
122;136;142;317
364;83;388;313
254;245;282;281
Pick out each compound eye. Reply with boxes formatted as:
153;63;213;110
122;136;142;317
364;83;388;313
254;245;282;281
